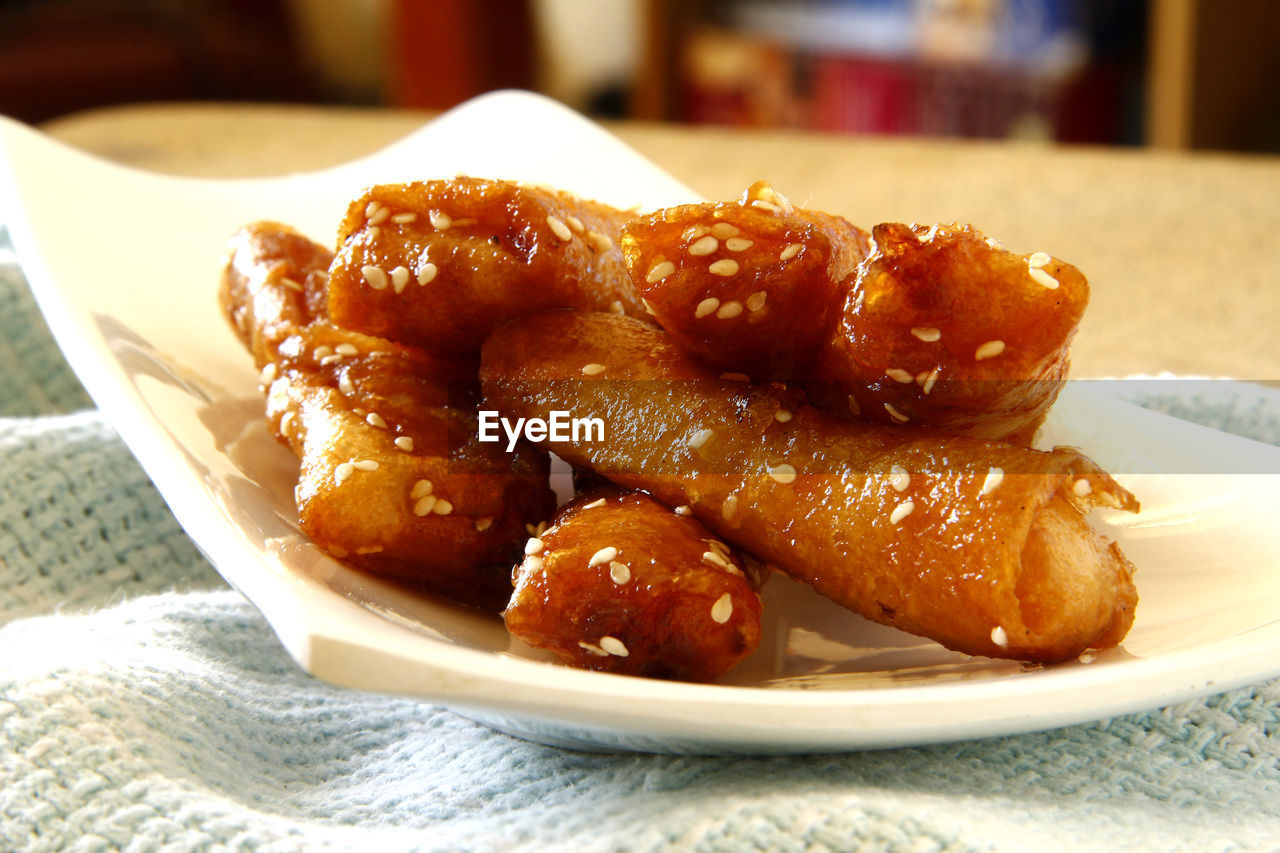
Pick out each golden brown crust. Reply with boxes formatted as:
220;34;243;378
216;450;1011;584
326;177;649;355
480;310;1138;662
505;489;763;680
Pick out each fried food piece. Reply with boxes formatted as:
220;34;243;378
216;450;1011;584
811;222;1088;445
326;177;647;355
221;223;556;610
620;181;869;380
481;311;1139;663
505;489;763;681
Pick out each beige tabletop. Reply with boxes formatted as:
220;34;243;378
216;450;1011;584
41;101;1280;382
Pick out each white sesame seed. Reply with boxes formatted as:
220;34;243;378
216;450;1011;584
395;436;414;452
885;368;914;384
767;463;797;484
1028;251;1052;268
588;546;619;567
354;544;384;555
722;494;739;520
710;593;733;624
390;265;410;293
587;230;613;252
581;363;607;376
335;343;359;356
279;411;295;438
1072;477;1092;496
335;462;355;484
259;362;278;384
417;262;438;285
709;259;739;276
1029;267;1060;290
708;539;731;556
410;479;434;499
721;372;750;383
889;499;915;525
980;467;1004;496
710;222;740;239
646;260;676;283
750;199;782;214
566;215;584;233
889;465;910;492
319;355;343;366
413;495;438;516
921;367;940;395
279;276;304;292
774;409;792;423
746;290;767;312
688;235;719;256
911;327;942;342
368;206;390;226
581;497;607;510
1099;491;1121;508
474;517;493;532
391;212;417;224
695;297;720;319
364;201;381;219
683;225;709;241
534;520;548;536
339;374;355;396
975;340;1006;361
779;243;803;261
674;505;692;516
725;237;754;252
609;561;631;584
702;550;729;569
884;402;910;422
361;265;388;290
432;499;453;516
847;394;861;415
546;215;573;242
578;641;608;657
641;298;657;316
524;555;544;572
429;210;452;229
524;538;544;555
688;428;714;449
353;459;379;471
363;412;385;429
715;301;744;319
991;626;1009;648
367;226;381;239
599;636;629;657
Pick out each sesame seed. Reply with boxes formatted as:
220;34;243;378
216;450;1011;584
609;561;630;584
702;550;729;569
338;374;355;396
353;459;379;471
695;297;720;319
746;291;767;312
524;538;544;555
279;411;295;438
335;462;355;484
847;395;862;415
722;494;739;520
363;412;385;429
335;343;359;356
588;546;619;567
361;265;388;290
641;298;657;315
525;523;538;536
390;266;410;293
750;199;782;214
534;520;548;536
367;226;381;239
768;463;797;484
716;301;744;319
432;499;453;516
524;555;544;572
581;363;607;376
411;479;433;499
1099;491;1121;508
980;467;1004;496
889;499;915;525
368;206;390;226
774;409;792;423
280;276;304;292
587;230;613;252
599;636;629;657
1072;477;1092;496
577;641;608;657
646;260;676;283
395;436;414;452
319;355;343;366
688;428;714;449
991;626;1009;648
566;215;584;233
259;362;278;384
474;517;493;532
609;300;625;314
417;262;438;285
709;259;739;276
710;222;740;239
1029;267;1060;290
975;340;1006;361
354;544;384;555
710;593;733;624
921;367;940;395
721;372;750;382
689;235;719;256
885;368;914;384
546;215;573;242
725;237;754;252
364;201;381;219
708;539;731;556
911;327;942;342
779;243;802;261
884;402;910;422
1028;251;1052;268
391;212;417;224
429;210;452;229
581;497;607;510
674;505;692;516
683;225;709;241
889;465;910;492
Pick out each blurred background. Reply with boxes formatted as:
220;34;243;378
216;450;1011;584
0;0;1276;151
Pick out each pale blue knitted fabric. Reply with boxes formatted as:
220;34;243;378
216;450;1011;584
3;249;1280;852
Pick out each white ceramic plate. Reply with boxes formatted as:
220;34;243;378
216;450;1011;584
4;91;1280;754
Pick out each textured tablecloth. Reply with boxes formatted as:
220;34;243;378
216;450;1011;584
3;240;1280;852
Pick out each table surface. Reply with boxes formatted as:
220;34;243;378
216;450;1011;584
39;100;1280;383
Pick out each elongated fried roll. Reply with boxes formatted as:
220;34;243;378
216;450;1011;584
506;489;763;680
620;181;869;381
481;311;1138;663
221;223;555;610
811;222;1088;445
326;177;647;355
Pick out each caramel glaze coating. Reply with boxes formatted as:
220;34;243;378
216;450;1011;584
505;489;763;681
620;181;869;381
221;223;555;611
327;177;650;356
811;223;1088;445
481;311;1139;663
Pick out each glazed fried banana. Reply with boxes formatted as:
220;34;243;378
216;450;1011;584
327;177;648;355
222;223;555;610
620;181;869;380
811;222;1088;445
505;489;763;681
481;311;1138;663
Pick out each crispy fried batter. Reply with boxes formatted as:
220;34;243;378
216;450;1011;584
505;489;763;680
221;222;555;610
811;222;1087;445
620;181;869;380
481;311;1138;663
327;177;648;355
